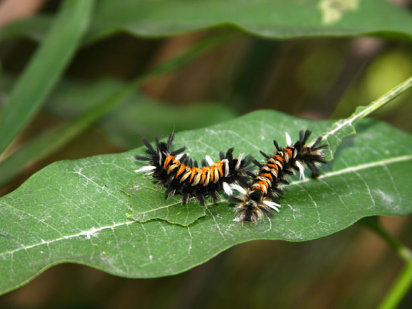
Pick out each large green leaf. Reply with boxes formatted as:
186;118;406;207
0;110;411;294
2;0;412;44
0;0;94;155
87;0;412;42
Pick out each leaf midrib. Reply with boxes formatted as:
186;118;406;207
0;220;135;259
289;154;412;187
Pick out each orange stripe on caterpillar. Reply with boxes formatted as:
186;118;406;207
233;130;327;223
163;155;175;170
135;133;253;205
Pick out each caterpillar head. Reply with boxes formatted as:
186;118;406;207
232;190;280;223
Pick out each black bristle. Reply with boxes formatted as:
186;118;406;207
210;190;219;202
155;138;160;152
273;188;284;195
298;130;311;147
171;146;186;156
229;196;243;203
260;206;274;218
306;161;320;178
182;193;190;205
142;139;156;154
244;155;254;166
135;155;151;161
311;136;322;148
237;176;250;187
226;148;234;161
267;192;280;202
317;156;327;164
243;206;253;222
166;188;176;199
259;151;270;159
180;154;188;162
197;193;205;205
299;130;304;143
246;171;256;178
167;133;174;151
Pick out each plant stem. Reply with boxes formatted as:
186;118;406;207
361;217;412;262
379;260;412;309
325;76;412;139
348;76;412;123
321;76;412;161
360;217;412;308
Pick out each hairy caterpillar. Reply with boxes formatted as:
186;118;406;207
135;133;252;205
231;130;326;222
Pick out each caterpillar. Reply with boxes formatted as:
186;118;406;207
135;133;252;205
231;130;326;223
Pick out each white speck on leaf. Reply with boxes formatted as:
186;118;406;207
82;227;100;239
373;189;394;204
319;0;358;24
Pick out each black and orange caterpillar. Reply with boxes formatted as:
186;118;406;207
135;133;252;204
231;130;326;222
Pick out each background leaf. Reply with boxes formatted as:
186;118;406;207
2;0;412;45
0;33;232;185
0;110;411;295
85;0;412;42
0;15;52;42
0;0;94;155
45;78;236;149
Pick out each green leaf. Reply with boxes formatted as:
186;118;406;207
123;182;206;226
0;0;94;155
3;0;412;45
0;15;52;42
86;0;412;42
1;110;411;295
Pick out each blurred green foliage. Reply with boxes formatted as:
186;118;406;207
0;0;411;308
